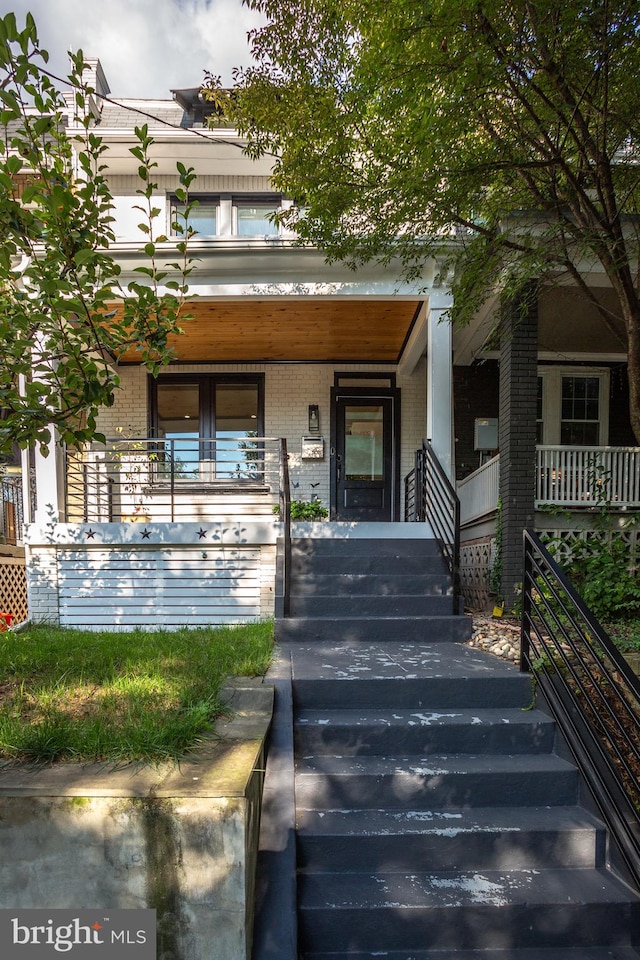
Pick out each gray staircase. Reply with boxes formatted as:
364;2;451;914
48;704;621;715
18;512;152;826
262;532;640;959
276;534;471;643
291;641;640;959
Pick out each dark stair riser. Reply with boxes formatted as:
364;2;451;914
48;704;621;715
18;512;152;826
294;711;556;756
291;538;445;559
293;675;532;710
289;573;453;597
297;823;603;872
276;616;473;643
288;595;455;617
290;554;448;576
298;895;640;953
302;950;640;960
295;764;579;810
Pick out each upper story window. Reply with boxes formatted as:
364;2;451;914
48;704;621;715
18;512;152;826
234;197;279;237
168;193;283;239
170;195;218;237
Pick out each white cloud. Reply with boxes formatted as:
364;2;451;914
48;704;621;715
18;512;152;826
7;0;263;97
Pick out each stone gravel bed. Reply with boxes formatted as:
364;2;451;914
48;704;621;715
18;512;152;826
466;613;521;663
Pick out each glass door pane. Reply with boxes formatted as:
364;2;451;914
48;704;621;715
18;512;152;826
156;383;200;479
215;383;260;480
344;405;384;480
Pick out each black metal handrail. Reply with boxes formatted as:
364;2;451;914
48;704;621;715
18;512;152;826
407;440;461;611
521;529;640;887
278;438;292;618
66;437;283;522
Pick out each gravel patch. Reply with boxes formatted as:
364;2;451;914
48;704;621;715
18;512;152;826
466;614;521;663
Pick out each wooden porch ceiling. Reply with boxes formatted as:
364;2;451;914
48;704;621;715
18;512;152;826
118;299;422;363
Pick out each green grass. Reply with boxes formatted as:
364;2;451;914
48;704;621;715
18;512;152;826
0;620;273;765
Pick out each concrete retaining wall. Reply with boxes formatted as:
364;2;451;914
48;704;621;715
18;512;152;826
0;681;273;960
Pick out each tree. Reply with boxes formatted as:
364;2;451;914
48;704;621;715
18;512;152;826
222;0;640;442
0;13;194;456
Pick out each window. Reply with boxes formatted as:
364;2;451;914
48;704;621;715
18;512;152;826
150;375;264;482
560;375;600;445
537;368;609;446
170;196;218;237
234;197;279;236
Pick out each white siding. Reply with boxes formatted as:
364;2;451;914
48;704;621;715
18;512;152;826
58;547;261;630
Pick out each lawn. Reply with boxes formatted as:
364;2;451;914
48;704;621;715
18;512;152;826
0;620;273;765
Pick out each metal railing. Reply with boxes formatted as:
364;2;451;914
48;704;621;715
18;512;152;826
521;529;640;887
66;437;286;523
1;476;24;545
405;440;461;612
278;438;292;617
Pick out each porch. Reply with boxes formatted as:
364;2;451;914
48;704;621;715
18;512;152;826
458;446;640;525
456;445;640;609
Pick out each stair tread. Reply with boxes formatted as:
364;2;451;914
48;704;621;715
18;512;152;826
290;641;519;680
299;867;640;910
296;804;603;837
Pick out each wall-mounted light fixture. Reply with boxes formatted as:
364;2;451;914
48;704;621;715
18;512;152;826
308;404;320;433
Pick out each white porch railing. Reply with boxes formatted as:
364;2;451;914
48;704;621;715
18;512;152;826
536;446;640;507
458;446;640;525
457;455;500;526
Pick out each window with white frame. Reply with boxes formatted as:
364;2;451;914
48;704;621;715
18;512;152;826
169;193;283;238
233;196;280;236
537;368;609;446
170;195;218;237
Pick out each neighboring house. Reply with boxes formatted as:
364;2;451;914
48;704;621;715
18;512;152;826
19;62;640;627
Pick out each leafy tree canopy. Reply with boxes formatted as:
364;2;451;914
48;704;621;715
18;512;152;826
222;0;640;441
0;13;194;456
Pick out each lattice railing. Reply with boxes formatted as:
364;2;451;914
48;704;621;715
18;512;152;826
0;556;28;624
460;537;496;610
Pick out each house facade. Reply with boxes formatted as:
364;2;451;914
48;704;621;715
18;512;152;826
16;63;640;628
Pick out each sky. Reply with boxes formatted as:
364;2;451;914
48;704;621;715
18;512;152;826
4;0;264;99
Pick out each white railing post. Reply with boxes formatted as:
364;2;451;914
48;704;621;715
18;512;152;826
536;446;640;508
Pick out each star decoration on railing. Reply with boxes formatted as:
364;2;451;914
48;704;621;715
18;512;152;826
197;528;208;540
140;528;151;540
86;529;96;540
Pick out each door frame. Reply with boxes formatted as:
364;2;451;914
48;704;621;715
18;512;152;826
330;383;401;521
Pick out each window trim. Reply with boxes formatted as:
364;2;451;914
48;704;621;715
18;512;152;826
537;366;610;446
148;373;265;440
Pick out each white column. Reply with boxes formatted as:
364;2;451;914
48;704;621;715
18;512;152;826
426;289;454;480
33;430;66;525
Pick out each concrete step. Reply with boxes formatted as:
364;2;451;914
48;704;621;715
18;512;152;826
289;643;530;709
289;573;452;597
291;537;443;559
295;753;578;810
294;707;556;756
303;947;640;960
276;615;472;643
297;867;640;953
290;554;448;576
288;594;455;617
296;805;605;872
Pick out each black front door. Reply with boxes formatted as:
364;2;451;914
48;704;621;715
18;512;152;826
331;390;399;521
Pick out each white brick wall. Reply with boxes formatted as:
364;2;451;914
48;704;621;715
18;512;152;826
96;361;427;513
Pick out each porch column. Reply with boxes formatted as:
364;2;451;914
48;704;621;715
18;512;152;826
33;430;66;525
498;286;538;609
426;290;454;479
